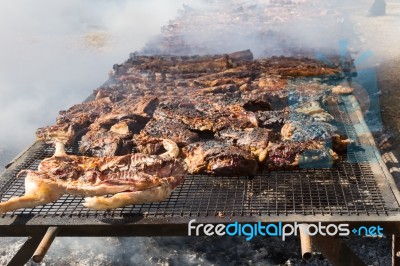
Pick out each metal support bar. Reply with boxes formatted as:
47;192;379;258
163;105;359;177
393;235;400;266
32;226;60;263
6;233;46;266
299;224;313;261
312;235;366;266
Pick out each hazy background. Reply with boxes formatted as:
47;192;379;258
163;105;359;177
0;0;202;168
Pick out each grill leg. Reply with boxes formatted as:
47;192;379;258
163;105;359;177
312;235;366;266
393;235;400;266
6;233;46;266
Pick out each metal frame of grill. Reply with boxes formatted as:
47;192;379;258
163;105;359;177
0;95;400;265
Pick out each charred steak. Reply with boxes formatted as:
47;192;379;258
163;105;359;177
215;127;276;162
266;141;339;170
182;140;258;175
135;118;200;155
154;101;257;132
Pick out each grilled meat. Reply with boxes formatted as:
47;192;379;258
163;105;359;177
182;140;258;175
80;129;134;157
135;118;200;155
111;96;159;118
154;101;257;132
55;96;113;126
36;123;77;146
37;93;157;148
256;110;290;131
36;97;113;145
281;116;350;152
154;102;215;131
266;141;338;170
254;76;289;110
212;104;258;130
260;56;341;77
79;114;147;156
0;140;186;213
34;51;350;177
215;127;276;162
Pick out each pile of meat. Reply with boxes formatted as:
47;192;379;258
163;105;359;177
0;50;353;213
37;50;352;176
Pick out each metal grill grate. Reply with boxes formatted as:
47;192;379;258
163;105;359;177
0;95;396;218
0;153;389;218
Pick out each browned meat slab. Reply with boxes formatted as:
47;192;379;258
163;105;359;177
0;140;186;212
36;94;158;150
36;97;113;145
154;102;215;131
79;112;149;157
281;114;350;152
182;140;258;175
260;56;341;77
154;101;257;132
255;110;290;131
215;127;276;162
80;129;134;157
135;118;200;155
266;141;339;170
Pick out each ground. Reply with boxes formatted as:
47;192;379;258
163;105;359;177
348;0;400;194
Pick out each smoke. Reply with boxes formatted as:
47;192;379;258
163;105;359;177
0;0;192;168
142;0;358;58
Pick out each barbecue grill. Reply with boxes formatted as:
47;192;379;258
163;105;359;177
1;91;400;265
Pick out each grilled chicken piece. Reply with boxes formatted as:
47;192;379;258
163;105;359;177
266;141;339;170
215;127;276;162
0;140;186;213
135;118;200;155
182;140;258;175
253;77;289;110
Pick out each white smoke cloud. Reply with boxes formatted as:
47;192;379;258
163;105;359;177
0;0;193;167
